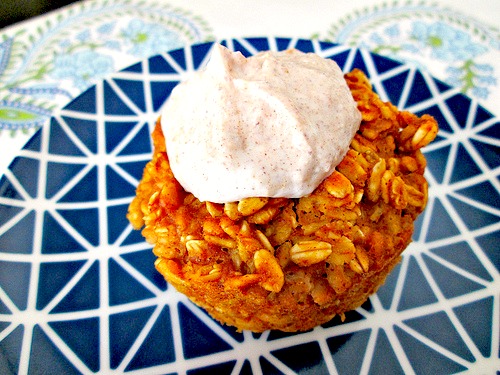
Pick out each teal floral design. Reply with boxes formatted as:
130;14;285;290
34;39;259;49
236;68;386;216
121;19;183;58
321;2;499;104
0;99;52;132
411;21;487;61
0;38;13;76
446;63;496;99
51;51;114;90
358;21;495;99
410;21;495;98
0;0;214;137
368;25;419;55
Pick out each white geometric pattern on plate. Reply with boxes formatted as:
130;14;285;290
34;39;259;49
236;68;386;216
0;37;498;374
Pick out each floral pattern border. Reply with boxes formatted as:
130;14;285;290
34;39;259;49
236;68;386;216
318;1;500;107
0;0;214;136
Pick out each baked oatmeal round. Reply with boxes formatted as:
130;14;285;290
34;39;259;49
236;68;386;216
127;69;438;332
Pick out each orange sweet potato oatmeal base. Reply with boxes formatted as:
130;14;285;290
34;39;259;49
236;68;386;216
127;69;438;332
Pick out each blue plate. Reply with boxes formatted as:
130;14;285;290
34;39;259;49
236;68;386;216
0;37;499;374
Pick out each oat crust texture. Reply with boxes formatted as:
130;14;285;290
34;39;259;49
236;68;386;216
127;69;439;332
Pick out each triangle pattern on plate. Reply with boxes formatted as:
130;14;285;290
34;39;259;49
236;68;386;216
469;139;499;170
169;47;189;71
275;37;293;52
49;118;86;156
22;128;42;151
239;360;252;375
0;324;23;374
366;330;405;375
117;160;148;181
42;211;87;254
476;232;500;273
0;203;24;226
125;305;176;371
448;195;499;231
445;94;472;129
112;78;146;113
293;39;315;53
61;116;98;154
425;198;461;242
397;255;438;311
350;49;370;77
423;253;485;299
231;39;254;58
327;49;351;72
149;80;179;112
109;306;155;369
0;209;34;254
422;144;451;184
148;55;177;74
472;105;494;126
0;260;31;311
245;37;271;52
371;53;403;74
56;208;100;247
63;86;96;114
381;69;411;107
104;120;140;154
106;166;136;200
259;356;284;375
116;122;152;156
122;61;143;73
453;296;494;358
45;161;87;200
431;241;492;282
107;204;131;244
432;77;453;94
58;166;98;203
103;80;136;116
36;260;86;310
120;249;166;290
404;70;433;108
271;341;329;374
0;299;11;314
394;325;468;374
108;258;155;306
0;36;498;375
327;329;371;375
449;144;483;184
476;120;499;138
49;317;100;372
29;325;80;375
0;175;25;201
403;311;474;361
189;360;237;375
178;302;233;359
51;260;100;313
9;156;40;198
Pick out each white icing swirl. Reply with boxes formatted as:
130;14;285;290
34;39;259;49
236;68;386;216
161;44;361;203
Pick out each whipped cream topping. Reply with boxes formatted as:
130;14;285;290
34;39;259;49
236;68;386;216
161;44;361;203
